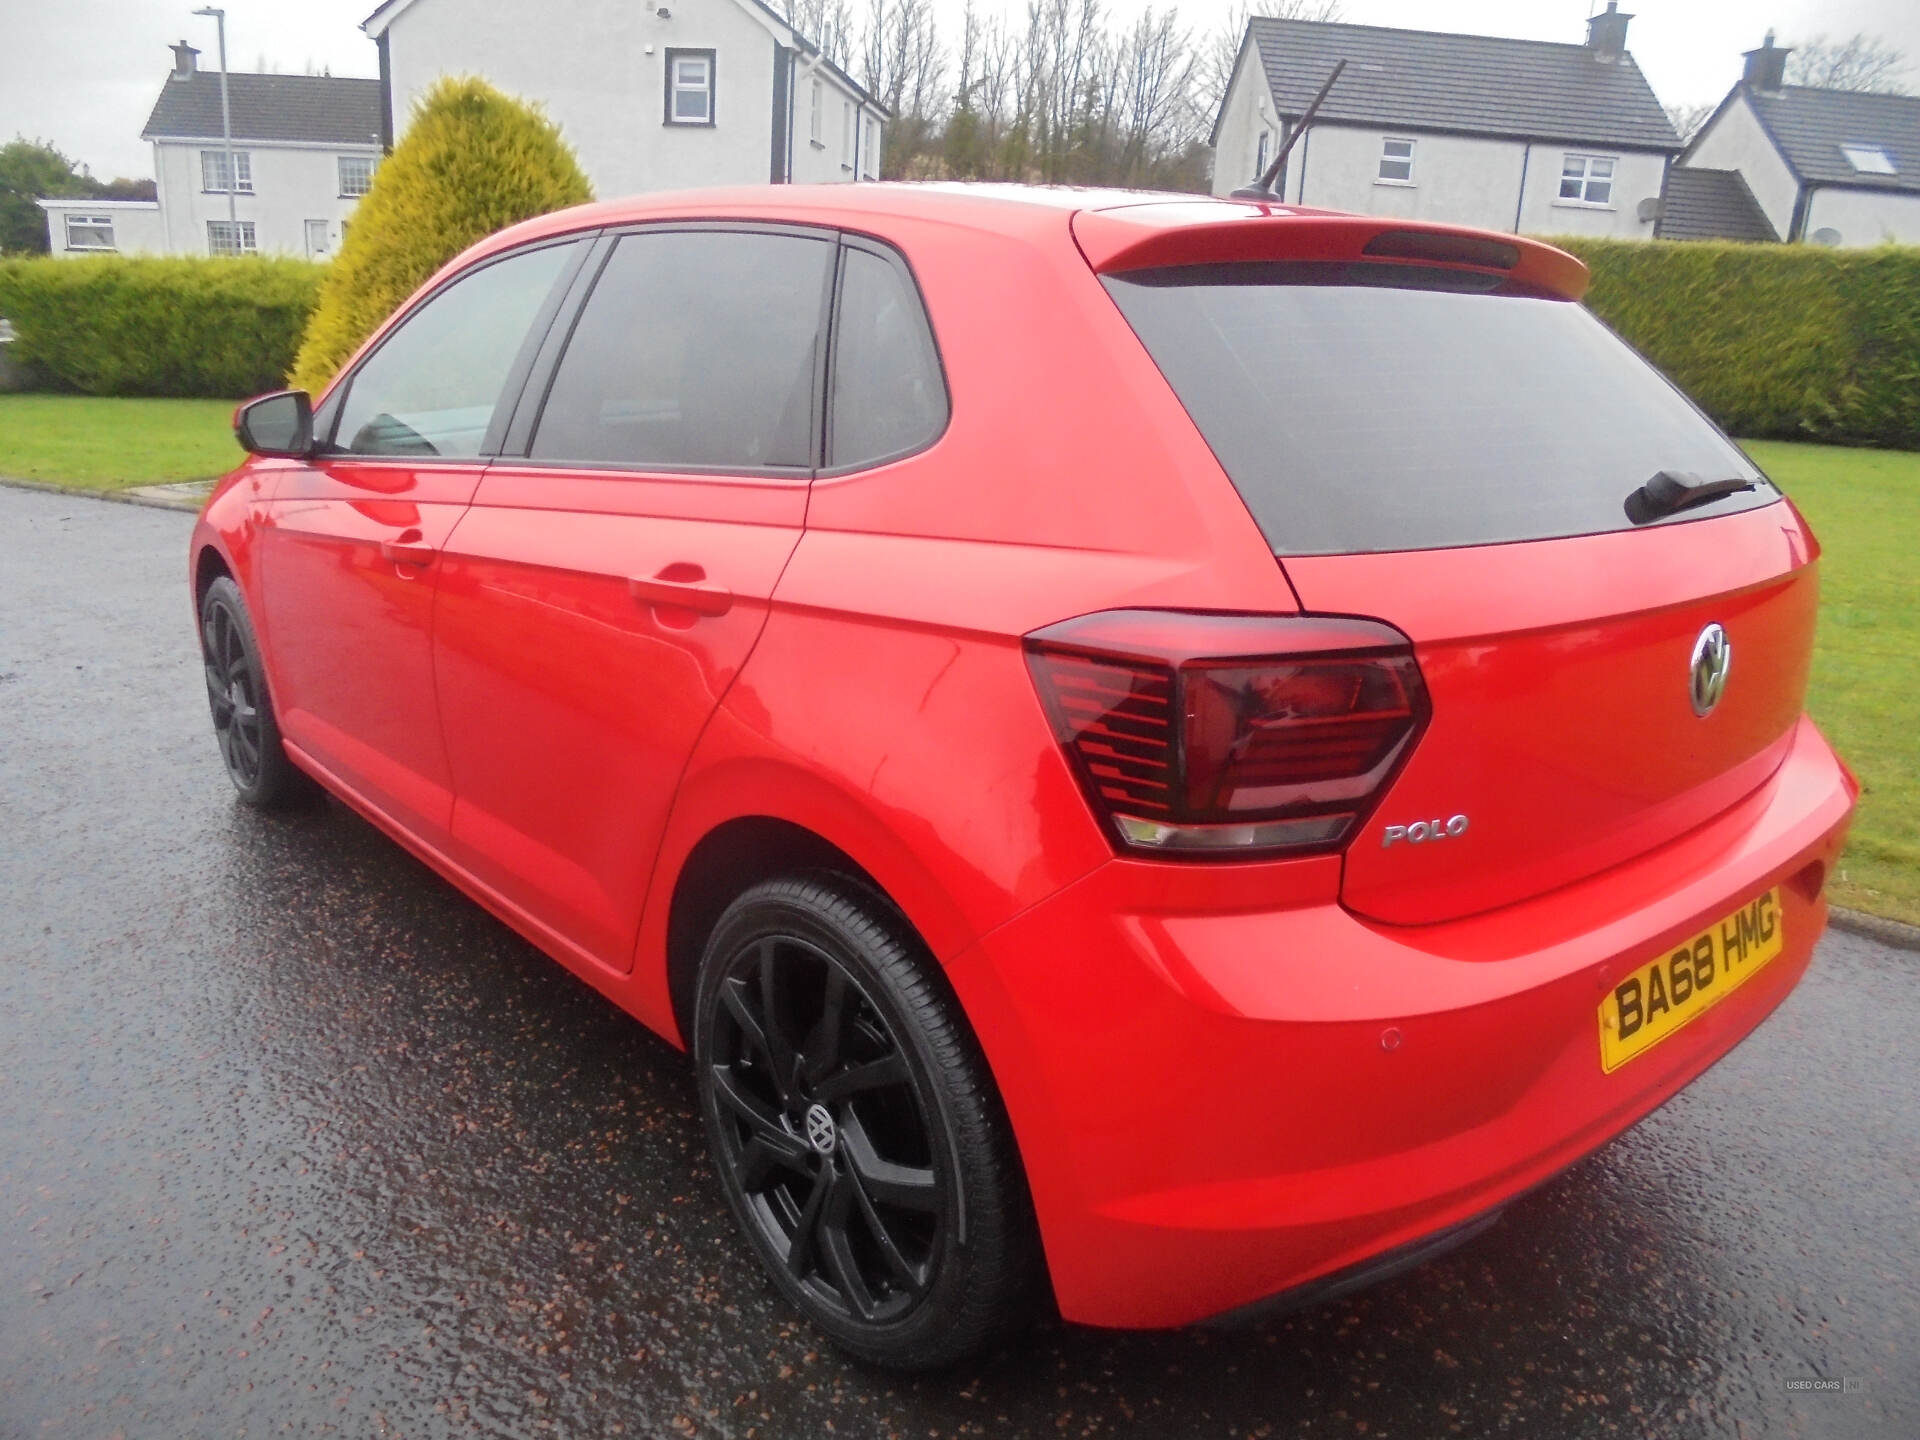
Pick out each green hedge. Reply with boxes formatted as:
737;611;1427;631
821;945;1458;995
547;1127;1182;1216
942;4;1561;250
0;255;323;397
1556;237;1920;451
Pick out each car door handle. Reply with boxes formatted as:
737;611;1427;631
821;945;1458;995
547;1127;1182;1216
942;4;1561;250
380;539;437;567
628;566;733;617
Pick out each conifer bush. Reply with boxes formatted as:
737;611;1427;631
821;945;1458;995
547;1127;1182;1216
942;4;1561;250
287;77;592;395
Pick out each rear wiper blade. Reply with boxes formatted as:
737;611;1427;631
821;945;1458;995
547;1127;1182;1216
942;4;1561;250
1625;469;1756;524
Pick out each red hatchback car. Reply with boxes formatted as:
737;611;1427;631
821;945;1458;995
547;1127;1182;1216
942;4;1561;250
191;185;1855;1370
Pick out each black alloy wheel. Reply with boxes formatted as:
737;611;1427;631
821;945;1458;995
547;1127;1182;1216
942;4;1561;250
198;576;307;807
694;875;1039;1370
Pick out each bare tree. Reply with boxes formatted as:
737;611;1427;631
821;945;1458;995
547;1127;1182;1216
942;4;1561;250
1114;9;1199;186
785;0;857;69
860;0;946;173
1784;33;1910;93
1202;0;1343;119
1663;100;1714;143
824;0;1223;187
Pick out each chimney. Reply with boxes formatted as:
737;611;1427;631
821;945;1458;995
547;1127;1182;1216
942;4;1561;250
170;41;200;80
1743;31;1791;92
1586;2;1632;63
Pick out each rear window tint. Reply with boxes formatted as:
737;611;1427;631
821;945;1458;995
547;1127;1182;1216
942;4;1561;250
1103;262;1776;555
828;247;947;469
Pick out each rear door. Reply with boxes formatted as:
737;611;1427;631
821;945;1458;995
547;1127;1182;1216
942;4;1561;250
1102;261;1817;924
261;237;587;840
431;225;835;971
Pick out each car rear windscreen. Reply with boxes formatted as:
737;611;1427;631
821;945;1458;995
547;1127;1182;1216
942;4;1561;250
1102;262;1777;555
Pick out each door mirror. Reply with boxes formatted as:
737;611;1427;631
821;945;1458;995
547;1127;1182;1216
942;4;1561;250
235;389;314;458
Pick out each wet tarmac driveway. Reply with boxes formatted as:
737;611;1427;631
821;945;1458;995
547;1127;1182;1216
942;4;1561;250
2;484;1914;1438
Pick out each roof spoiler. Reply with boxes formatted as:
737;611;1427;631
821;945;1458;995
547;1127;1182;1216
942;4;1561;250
1072;209;1590;302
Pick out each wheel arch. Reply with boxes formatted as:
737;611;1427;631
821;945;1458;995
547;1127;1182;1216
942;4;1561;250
193;538;234;610
640;740;988;1051
663;814;891;1048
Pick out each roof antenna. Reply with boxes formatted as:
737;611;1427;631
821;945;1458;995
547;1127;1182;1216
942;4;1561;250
1231;59;1346;203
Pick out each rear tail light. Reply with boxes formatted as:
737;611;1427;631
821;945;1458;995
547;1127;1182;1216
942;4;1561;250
1024;610;1429;858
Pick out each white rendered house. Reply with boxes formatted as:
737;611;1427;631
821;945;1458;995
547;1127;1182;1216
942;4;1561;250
39;42;382;259
1671;34;1920;246
1211;6;1681;241
362;0;889;198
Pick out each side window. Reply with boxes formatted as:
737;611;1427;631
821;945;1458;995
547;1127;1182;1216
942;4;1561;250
530;230;832;470
332;242;577;458
827;246;947;469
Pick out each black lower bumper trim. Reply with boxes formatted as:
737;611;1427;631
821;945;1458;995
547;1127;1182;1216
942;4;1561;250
1202;1204;1507;1329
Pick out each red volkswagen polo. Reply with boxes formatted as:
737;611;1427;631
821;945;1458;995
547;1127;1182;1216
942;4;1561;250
190;185;1855;1370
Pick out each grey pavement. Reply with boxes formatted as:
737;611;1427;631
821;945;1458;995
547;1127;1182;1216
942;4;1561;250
1;483;1913;1438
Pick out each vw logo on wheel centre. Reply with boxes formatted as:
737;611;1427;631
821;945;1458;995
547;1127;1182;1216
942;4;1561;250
804;1103;838;1155
1690;623;1732;717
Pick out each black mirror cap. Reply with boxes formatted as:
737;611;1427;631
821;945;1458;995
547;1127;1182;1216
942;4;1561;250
235;389;314;459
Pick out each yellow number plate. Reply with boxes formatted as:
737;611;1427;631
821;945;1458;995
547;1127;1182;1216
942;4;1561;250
1599;888;1784;1073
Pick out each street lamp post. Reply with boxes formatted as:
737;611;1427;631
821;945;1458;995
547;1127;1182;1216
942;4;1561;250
192;7;236;230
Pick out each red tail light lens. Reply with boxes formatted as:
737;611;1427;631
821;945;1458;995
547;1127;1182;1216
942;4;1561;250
1025;611;1429;857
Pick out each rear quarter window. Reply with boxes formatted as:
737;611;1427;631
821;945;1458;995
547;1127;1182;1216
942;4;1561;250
1102;261;1776;555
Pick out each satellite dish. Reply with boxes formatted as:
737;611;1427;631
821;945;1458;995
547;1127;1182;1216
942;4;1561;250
1810;227;1842;246
1637;196;1662;222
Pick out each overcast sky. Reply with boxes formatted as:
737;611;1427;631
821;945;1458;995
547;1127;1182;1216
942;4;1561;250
5;0;1917;180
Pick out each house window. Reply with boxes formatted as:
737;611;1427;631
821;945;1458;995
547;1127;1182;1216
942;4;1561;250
1840;143;1897;175
63;214;117;251
338;154;375;196
864;117;879;178
665;49;714;125
207;220;257;256
810;78;823;146
1378;137;1415;184
1558;154;1616;205
1255;130;1271;179
201;149;252;193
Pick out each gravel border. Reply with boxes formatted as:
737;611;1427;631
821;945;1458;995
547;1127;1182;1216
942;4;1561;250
0;474;209;513
1828;906;1920;953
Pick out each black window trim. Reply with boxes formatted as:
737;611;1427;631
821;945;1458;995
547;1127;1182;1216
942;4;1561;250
664;47;717;128
492;219;840;482
817;231;951;478
313;231;598;462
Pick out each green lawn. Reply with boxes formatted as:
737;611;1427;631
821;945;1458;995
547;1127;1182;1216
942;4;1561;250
1747;441;1920;926
0;394;244;489
0;398;1911;923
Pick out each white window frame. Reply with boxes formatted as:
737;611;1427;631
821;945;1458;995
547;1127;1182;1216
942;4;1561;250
665;49;714;126
1377;136;1415;185
809;77;824;146
63;214;117;252
200;149;252;194
1255;130;1271;180
337;154;375;197
863;116;880;179
207;219;257;256
1558;153;1617;207
1839;142;1897;175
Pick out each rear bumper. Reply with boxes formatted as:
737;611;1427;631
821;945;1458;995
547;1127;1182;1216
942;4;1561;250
946;715;1855;1329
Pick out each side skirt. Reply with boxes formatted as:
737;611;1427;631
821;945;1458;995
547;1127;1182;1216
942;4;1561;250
281;739;684;1048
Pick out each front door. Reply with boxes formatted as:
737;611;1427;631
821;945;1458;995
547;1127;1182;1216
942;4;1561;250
432;226;836;970
260;238;586;841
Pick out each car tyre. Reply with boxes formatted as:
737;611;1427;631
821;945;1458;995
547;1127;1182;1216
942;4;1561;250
199;575;309;808
694;873;1041;1371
